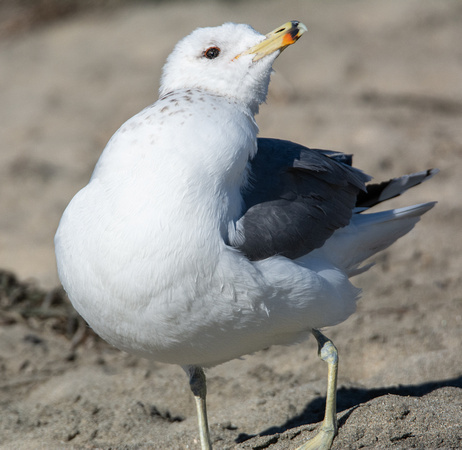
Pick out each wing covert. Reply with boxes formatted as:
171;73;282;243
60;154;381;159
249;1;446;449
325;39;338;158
231;138;370;260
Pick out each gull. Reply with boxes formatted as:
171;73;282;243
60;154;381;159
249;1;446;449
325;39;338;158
55;21;437;449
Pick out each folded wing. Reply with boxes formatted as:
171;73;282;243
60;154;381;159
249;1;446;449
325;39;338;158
231;138;370;260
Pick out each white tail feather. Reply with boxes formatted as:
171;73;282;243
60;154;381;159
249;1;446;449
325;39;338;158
310;202;436;277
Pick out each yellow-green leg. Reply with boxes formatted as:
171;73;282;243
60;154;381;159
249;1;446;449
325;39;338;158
297;329;338;450
186;365;212;450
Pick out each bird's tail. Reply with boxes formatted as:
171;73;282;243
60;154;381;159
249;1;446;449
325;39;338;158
310;169;438;277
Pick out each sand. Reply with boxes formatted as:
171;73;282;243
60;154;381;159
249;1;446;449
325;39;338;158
0;0;461;448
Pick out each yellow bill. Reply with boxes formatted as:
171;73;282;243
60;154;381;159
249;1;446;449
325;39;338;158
238;20;307;61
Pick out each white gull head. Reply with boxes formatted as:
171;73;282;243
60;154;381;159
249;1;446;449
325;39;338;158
159;21;306;114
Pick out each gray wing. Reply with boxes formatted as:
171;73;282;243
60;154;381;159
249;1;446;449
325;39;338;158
231;138;371;261
355;168;439;210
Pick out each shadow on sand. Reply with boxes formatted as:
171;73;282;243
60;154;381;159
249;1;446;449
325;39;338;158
236;375;462;443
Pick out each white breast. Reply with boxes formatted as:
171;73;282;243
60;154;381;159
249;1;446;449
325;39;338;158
55;89;359;368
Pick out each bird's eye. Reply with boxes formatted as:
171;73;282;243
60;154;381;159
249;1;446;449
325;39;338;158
204;47;221;59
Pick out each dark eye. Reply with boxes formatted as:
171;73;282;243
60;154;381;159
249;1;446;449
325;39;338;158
204;47;220;59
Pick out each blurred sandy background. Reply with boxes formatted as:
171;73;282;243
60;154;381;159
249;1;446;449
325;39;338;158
0;1;461;448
